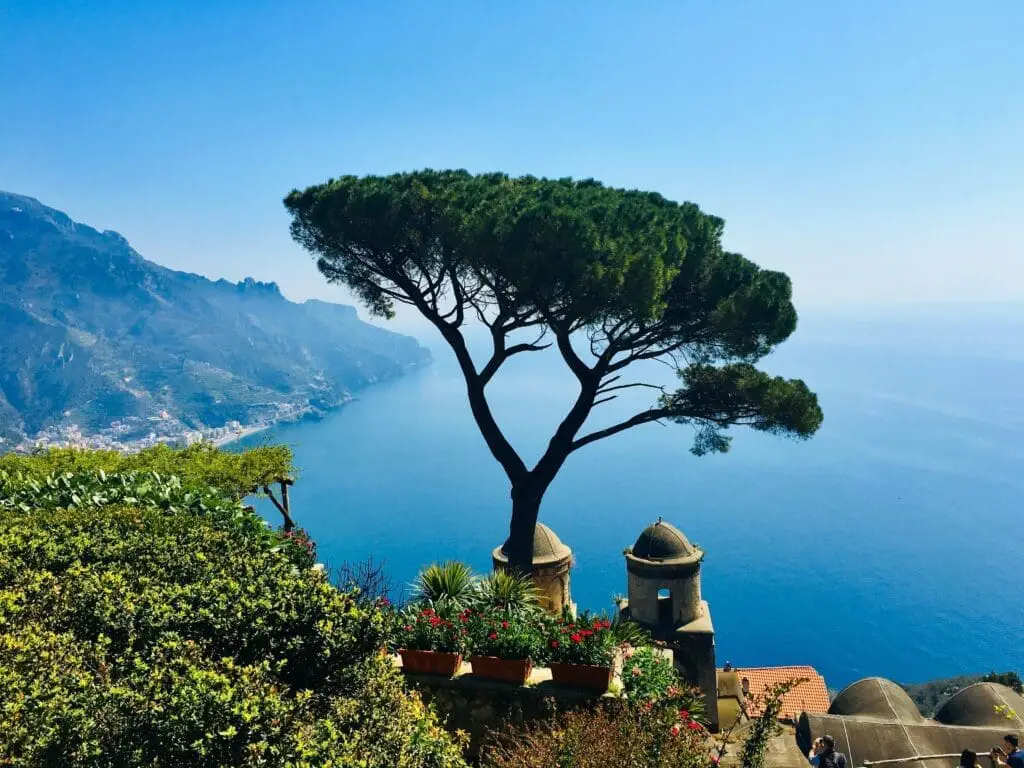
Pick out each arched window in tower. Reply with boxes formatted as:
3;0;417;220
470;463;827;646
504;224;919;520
657;587;672;626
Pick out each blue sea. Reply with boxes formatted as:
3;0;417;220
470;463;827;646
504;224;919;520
243;307;1024;690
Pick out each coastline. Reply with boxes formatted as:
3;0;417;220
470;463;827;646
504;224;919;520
212;422;275;448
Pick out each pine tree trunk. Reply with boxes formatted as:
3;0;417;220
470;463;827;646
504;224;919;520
504;484;543;576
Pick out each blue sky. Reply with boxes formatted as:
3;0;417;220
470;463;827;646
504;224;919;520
2;1;1022;329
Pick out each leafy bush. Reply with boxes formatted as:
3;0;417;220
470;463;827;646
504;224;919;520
0;442;293;499
622;645;709;723
0;468;310;568
542;612;617;666
0;501;465;766
484;702;710;768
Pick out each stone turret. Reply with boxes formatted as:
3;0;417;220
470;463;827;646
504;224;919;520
492;523;573;614
624;518;703;627
621;518;718;730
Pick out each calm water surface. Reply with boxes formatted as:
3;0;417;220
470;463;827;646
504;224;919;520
243;312;1024;689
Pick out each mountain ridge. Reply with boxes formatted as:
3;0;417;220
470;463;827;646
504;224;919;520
0;190;430;449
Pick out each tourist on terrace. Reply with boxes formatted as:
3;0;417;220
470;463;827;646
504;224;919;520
817;736;848;768
991;735;1024;768
807;737;825;766
961;749;978;768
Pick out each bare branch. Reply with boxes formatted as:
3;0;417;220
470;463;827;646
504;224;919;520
570;408;672;452
596;381;667;396
480;340;552;384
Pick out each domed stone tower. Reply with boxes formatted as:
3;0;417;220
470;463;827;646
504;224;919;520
492;523;573;614
625;518;704;627
621;518;718;729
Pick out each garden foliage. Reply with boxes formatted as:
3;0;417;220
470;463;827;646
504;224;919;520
622;645;708;724
0;455;465;767
484;702;710;768
0;442;294;499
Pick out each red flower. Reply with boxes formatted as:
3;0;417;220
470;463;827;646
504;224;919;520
570;633;582;643
421;608;434;616
581;629;593;637
378;597;390;606
687;721;703;731
679;709;690;720
488;632;498;640
501;621;509;629
550;640;560;648
404;625;413;631
670;724;681;736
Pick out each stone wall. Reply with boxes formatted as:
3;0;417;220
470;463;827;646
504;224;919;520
400;658;623;761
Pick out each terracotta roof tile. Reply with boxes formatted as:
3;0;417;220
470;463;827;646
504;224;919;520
734;666;831;719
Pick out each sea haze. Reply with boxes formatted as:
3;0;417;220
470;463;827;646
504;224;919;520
242;307;1024;689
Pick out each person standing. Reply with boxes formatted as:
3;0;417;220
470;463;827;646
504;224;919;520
808;738;825;766
818;735;849;768
991;735;1024;768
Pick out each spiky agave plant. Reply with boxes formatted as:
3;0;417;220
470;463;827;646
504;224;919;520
412;561;478;611
473;570;543;615
610;612;652;646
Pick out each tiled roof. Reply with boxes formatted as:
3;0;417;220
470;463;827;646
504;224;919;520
734;666;831;719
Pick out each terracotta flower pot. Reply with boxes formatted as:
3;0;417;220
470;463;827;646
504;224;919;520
469;655;533;684
549;661;613;691
399;649;462;676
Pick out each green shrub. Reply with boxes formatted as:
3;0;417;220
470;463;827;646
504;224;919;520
622;645;708;724
0;502;466;767
0;442;293;499
0;469;309;567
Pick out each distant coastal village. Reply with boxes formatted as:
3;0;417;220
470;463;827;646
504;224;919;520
0;397;336;453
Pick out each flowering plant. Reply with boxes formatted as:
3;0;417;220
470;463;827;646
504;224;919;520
278;527;317;569
622;645;708;722
466;609;544;660
486;700;712;768
543;612;617;666
396;606;468;653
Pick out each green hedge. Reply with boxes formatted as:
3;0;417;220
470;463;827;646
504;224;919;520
0;501;466;766
0;443;294;499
